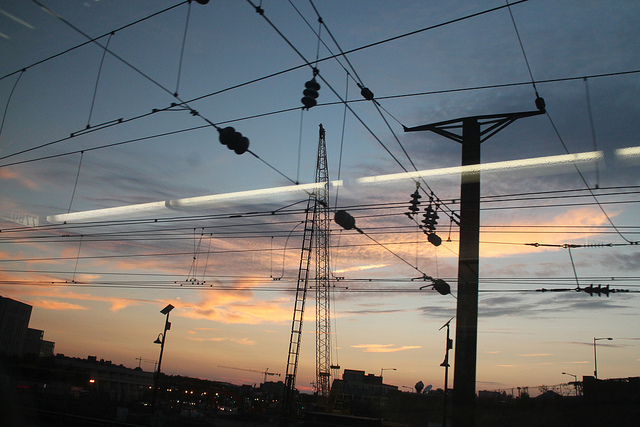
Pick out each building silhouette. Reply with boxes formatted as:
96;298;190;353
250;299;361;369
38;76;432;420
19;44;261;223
0;296;55;357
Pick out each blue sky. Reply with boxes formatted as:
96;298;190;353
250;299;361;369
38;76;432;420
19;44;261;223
1;0;639;394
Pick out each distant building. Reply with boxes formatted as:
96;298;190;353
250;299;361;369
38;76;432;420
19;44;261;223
330;369;399;413
0;295;33;356
24;328;54;357
53;354;153;401
0;296;56;358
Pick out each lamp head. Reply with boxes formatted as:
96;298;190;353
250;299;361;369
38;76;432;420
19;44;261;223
160;304;174;315
154;334;163;344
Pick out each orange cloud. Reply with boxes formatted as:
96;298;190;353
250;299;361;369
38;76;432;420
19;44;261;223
30;299;88;310
187;334;255;345
479;206;617;258
174;285;292;325
351;344;422;353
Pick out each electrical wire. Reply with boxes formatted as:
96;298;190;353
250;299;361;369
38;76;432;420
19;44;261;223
584;77;600;188
0;69;25;136
66;151;84;213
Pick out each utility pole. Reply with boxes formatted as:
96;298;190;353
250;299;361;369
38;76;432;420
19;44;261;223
404;105;544;426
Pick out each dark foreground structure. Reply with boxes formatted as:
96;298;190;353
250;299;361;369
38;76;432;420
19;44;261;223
2;354;639;427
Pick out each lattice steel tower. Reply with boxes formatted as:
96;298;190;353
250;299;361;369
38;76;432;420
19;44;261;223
314;124;331;401
282;124;332;416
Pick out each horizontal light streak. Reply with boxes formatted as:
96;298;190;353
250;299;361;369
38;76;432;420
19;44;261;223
46;148;611;224
352;151;603;185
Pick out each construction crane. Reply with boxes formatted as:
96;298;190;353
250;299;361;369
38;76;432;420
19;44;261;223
282;124;335;416
314;124;332;404
218;365;281;384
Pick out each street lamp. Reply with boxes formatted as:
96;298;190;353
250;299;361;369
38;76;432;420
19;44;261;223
440;316;454;427
593;337;612;379
380;368;396;379
562;372;578;396
152;304;174;409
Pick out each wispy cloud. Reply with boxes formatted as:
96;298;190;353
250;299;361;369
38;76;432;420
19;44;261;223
333;264;389;273
351;344;422;353
0;168;39;190
30;300;88;311
175;287;291;325
187;336;255;345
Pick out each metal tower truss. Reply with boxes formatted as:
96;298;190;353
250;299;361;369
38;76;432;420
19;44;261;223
314;124;331;401
282;195;315;416
282;124;332;416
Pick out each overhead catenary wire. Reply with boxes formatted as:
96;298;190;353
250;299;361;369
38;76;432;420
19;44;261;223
502;0;636;245
0;69;25;137
86;33;112;128
25;0;298;186
299;0;459;222
2;186;639;242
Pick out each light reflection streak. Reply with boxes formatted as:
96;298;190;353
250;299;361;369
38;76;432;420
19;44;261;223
45;148;621;224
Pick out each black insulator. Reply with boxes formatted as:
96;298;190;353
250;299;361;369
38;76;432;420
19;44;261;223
195;0;210;4
432;278;450;295
232;136;250;155
303;88;319;99
360;87;374;101
218;126;249;155
305;79;320;91
218;127;237;146
427;232;442;246
535;96;546;111
302;79;320;110
302;97;317;109
334;210;356;230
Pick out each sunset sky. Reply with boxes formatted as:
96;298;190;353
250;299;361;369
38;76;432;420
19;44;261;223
1;0;639;395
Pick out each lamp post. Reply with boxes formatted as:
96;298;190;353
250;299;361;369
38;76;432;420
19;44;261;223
562;372;578;396
440;316;454;427
593;337;612;379
151;304;174;409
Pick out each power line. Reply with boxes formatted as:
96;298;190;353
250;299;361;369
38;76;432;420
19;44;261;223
1;1;190;82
